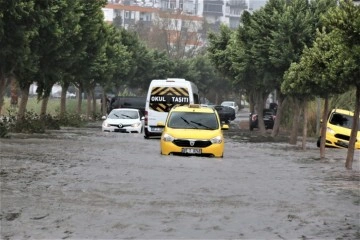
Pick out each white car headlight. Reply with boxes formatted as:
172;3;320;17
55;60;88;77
132;122;141;127
103;121;110;127
162;133;174;142
326;127;335;135
211;135;223;144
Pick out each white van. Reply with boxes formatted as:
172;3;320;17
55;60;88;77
144;78;199;138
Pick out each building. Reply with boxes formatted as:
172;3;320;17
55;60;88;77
102;0;268;52
104;0;268;30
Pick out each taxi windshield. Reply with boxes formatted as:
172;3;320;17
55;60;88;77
167;112;219;130
329;113;360;130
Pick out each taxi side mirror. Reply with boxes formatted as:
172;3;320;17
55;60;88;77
222;124;229;130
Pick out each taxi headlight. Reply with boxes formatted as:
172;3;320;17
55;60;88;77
326;127;335;135
132;122;141;127
162;133;174;142
211;135;223;144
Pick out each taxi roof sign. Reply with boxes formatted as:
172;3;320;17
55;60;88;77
189;104;201;108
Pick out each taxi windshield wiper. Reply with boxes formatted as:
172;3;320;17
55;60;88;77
190;121;214;130
181;117;190;124
181;117;198;128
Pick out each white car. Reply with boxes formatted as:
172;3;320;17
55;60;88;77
102;108;144;133
220;101;239;114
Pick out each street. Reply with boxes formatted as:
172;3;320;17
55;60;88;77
0;114;359;239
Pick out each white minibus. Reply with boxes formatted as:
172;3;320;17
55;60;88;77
144;78;199;138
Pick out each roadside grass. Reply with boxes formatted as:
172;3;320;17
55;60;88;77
1;97;102;137
2;97;95;115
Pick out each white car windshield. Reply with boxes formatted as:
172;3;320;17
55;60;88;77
167;112;219;130
222;102;234;106
108;110;139;119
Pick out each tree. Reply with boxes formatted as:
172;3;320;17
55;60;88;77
0;1;38;115
322;1;360;169
72;0;107;118
207;25;238;104
99;24;131;115
32;0;84;118
282;0;360;169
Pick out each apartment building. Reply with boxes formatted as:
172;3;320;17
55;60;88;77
104;0;268;29
103;0;267;52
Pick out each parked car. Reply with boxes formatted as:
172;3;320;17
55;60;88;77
212;105;236;123
102;108;144;133
249;108;276;131
317;108;360;149
159;104;229;158
221;101;239;114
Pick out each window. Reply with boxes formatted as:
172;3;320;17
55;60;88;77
168;112;218;130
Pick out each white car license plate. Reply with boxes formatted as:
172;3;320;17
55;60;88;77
182;148;202;154
151;127;163;132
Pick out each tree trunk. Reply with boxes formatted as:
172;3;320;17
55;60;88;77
86;89;92;120
60;83;70;117
271;94;285;137
302;99;308;150
249;91;256;114
92;89;97;117
0;75;11;115
40;96;49;117
320;97;329;159
345;86;360;170
255;92;266;135
101;89;107;116
77;85;83;115
17;84;31;120
10;76;18;108
289;98;301;145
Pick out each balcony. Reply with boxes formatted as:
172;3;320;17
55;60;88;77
227;0;247;9
203;1;224;16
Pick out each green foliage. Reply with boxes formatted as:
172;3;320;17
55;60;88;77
0;112;16;138
0;0;38;78
10;111;54;134
282;1;359;98
0;110;93;137
57;112;86;128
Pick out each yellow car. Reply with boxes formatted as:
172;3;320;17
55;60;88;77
318;109;360;149
160;104;229;158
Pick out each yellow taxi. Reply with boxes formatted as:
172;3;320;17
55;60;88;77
318;109;360;149
159;104;229;158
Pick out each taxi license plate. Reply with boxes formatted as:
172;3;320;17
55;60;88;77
182;148;202;154
337;140;348;148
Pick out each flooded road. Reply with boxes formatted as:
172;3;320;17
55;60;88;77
1;119;359;239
